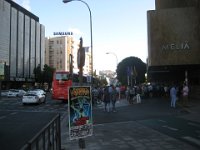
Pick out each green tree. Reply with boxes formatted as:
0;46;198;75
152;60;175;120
34;64;43;83
34;64;55;88
117;56;146;86
43;64;55;87
100;78;108;86
95;77;108;87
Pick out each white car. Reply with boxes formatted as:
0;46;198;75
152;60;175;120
33;89;46;95
7;89;26;97
22;90;46;104
1;90;9;97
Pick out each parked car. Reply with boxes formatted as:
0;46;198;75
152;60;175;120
0;90;9;97
7;89;26;97
22;90;46;104
28;89;46;95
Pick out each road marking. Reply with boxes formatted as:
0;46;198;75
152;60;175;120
94;120;134;127
188;122;200;128
196;130;200;133
0;116;6;119
182;136;200;146
158;119;167;123
162;125;178;131
10;112;18;115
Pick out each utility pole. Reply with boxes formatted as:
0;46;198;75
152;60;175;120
77;37;85;86
78;37;86;148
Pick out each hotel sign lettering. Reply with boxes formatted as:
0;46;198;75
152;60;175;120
162;41;190;51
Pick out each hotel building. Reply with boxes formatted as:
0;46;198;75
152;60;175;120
147;0;200;85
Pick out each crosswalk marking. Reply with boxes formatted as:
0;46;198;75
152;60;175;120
0;116;6;119
188;122;200;128
158;119;167;123
182;136;200;146
162;125;178;131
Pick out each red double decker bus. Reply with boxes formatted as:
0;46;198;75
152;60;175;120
52;71;91;102
51;71;72;101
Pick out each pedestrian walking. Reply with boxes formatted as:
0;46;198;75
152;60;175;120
164;85;168;97
108;85;113;100
129;87;135;104
103;86;110;112
116;86;121;100
125;86;130;101
111;86;117;112
170;84;177;108
182;82;189;107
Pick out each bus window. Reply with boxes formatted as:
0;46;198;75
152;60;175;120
56;73;69;81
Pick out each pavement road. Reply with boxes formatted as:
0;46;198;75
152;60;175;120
61;98;200;150
139;116;200;148
0;93;68;119
1;93;200;149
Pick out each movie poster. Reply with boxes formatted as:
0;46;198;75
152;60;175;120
68;86;93;140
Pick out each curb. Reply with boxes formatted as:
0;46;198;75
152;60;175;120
177;102;191;113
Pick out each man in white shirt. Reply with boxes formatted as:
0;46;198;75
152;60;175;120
182;83;189;107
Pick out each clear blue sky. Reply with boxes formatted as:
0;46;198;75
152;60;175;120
14;0;155;71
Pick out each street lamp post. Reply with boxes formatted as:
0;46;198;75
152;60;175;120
63;0;93;84
63;1;93;148
106;52;118;86
106;52;118;69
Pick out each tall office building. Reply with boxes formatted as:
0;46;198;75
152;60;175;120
147;0;200;84
45;36;92;75
0;0;45;88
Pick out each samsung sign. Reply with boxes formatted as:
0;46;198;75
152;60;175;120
53;32;73;36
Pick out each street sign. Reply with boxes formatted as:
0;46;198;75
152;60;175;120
68;86;93;140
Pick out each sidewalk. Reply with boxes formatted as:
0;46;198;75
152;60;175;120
61;122;198;150
60;98;200;150
177;98;200;123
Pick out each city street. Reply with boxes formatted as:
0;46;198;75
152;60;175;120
0;93;68;120
1;0;200;149
0;94;200;149
61;97;200;150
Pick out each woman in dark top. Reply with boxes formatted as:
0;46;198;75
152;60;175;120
103;87;110;112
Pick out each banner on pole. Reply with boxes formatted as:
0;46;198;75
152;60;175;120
68;86;93;140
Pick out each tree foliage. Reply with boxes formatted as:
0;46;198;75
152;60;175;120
116;56;146;86
34;64;43;83
34;64;55;87
43;64;55;85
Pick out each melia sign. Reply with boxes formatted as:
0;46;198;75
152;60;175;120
53;32;73;36
147;8;200;66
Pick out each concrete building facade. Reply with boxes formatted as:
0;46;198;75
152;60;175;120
0;0;45;88
147;0;200;85
45;36;92;75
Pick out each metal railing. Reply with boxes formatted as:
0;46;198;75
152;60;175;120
21;114;61;150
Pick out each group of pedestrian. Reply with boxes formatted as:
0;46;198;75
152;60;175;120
170;82;189;108
100;81;190;111
103;85;118;112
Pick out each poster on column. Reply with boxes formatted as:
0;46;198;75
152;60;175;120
68;86;93;140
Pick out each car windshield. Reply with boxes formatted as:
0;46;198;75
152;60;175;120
27;91;38;95
9;90;18;92
25;93;37;96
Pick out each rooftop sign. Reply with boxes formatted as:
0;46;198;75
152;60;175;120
53;32;73;36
